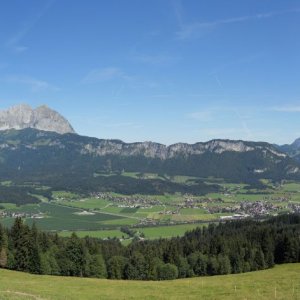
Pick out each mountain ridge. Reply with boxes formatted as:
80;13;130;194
0;104;299;188
0;128;298;186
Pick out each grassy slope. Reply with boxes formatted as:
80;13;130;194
0;264;299;299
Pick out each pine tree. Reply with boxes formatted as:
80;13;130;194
0;225;8;268
28;222;42;274
65;233;87;276
11;218;31;271
88;254;107;278
107;256;128;279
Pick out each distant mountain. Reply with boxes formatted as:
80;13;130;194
0;128;298;194
277;138;300;162
292;138;300;149
0;104;75;134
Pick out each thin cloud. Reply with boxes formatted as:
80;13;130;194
133;53;179;65
5;0;55;52
271;105;300;112
234;109;253;140
82;67;132;83
171;0;184;28
213;74;223;89
5;75;59;92
176;8;300;40
187;111;213;122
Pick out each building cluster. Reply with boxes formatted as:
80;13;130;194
0;211;44;219
91;192;161;207
239;201;279;216
208;201;282;217
288;203;300;213
183;196;223;208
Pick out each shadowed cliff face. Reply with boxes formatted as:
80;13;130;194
0;104;75;134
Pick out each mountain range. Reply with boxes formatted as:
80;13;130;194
0;104;299;194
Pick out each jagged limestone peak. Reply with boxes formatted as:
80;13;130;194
0;104;75;134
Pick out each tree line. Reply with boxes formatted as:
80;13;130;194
0;214;299;280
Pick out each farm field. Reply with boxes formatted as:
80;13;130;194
59;229;128;239
0;202;130;231
136;223;208;239
58;223;206;240
0;264;299;299
1;176;300;240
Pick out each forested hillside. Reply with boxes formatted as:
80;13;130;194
0;214;299;280
0;128;299;196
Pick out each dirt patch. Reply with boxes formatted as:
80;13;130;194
1;290;46;300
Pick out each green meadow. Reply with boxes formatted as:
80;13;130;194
58;223;207;240
0;264;299;299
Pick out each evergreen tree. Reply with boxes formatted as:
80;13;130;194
254;248;266;270
88;254;107;278
107;256;128;279
217;254;231;275
177;256;192;278
28;223;42;274
0;225;8;268
157;263;178;280
11;218;30;271
188;252;208;276
65;233;87;276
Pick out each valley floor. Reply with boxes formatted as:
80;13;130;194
0;264;299;299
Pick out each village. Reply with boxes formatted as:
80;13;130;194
0;210;45;219
88;191;298;226
91;192;161;208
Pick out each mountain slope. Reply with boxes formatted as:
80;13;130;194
277;138;300;162
0;104;75;134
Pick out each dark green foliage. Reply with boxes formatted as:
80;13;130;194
177;256;192;278
0;186;40;205
86;254;107;278
157;263;178;280
107;256;128;279
1;214;300;280
28;223;42;274
0;224;8;268
188;252;208;276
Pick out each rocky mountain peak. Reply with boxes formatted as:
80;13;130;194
291;138;300;149
0;104;75;134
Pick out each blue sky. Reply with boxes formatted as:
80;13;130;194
0;0;299;145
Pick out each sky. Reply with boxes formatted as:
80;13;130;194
0;0;299;145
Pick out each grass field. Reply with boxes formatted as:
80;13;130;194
136;223;206;239
58;223;206;240
0;264;299;299
58;197;111;210
0;202;129;231
59;229;128;239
